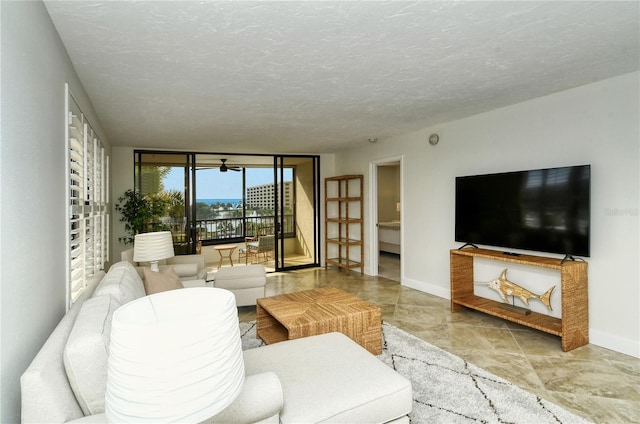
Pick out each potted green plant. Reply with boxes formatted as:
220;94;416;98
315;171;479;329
115;189;168;245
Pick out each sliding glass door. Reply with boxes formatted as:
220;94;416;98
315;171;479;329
275;156;320;269
134;151;320;272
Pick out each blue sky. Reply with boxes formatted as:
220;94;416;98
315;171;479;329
163;167;290;199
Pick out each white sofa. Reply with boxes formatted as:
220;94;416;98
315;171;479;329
21;261;412;423
120;247;207;281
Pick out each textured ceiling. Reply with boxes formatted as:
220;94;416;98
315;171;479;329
44;1;639;154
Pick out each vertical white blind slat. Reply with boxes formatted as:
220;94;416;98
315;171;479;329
67;87;109;307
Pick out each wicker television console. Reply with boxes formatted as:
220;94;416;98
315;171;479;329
450;248;588;352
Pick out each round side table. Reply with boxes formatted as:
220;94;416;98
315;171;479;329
214;244;237;268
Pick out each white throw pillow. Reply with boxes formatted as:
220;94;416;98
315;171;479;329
94;261;146;304
63;294;119;415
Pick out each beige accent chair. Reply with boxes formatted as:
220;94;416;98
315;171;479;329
212;264;267;307
120;248;206;281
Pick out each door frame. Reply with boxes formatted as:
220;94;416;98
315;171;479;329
368;155;403;279
274;155;321;272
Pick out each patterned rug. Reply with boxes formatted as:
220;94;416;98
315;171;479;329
239;321;592;424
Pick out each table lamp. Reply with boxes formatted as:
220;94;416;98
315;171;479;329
133;231;175;272
105;287;244;423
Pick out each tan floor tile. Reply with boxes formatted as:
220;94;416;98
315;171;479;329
509;327;566;356
236;263;640;424
408;327;453;351
453;348;546;392
393;303;447;326
450;324;522;353
397;287;447;307
448;307;511;329
378;252;400;282
528;355;640;401
378;303;397;322
609;355;640;378
548;391;639;424
356;283;399;299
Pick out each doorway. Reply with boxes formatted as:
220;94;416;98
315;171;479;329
369;157;402;282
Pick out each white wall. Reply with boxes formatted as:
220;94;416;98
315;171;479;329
335;72;640;358
0;2;109;421
111;147;136;262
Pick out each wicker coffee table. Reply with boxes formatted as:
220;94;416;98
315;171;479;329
256;287;382;354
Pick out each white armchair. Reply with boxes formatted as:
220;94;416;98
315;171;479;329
121;248;206;281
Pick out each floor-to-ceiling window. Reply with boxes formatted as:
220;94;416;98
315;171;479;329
134;152;193;253
133;151;320;271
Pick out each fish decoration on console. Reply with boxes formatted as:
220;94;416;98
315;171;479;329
486;269;555;311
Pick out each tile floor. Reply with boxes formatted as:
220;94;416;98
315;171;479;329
236;262;640;424
377;251;401;282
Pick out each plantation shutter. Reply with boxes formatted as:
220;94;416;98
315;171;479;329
66;84;109;307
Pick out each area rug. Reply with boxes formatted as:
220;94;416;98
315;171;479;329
239;321;592;424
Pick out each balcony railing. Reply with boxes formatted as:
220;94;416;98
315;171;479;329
168;215;294;244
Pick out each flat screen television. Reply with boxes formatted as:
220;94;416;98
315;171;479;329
455;165;591;257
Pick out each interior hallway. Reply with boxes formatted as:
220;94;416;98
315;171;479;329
237;266;640;424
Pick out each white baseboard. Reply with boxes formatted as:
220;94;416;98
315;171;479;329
401;276;450;300
589;328;640;359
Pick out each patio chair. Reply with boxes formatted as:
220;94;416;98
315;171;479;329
239;235;257;264
245;234;275;264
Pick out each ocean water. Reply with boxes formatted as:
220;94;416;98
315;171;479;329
197;198;242;206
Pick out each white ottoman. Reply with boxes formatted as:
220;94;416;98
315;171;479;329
244;332;412;423
213;264;267;307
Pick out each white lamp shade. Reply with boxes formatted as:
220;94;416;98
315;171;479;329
105;288;244;423
133;231;175;263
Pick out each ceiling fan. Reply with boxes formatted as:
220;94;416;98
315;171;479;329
219;158;241;172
